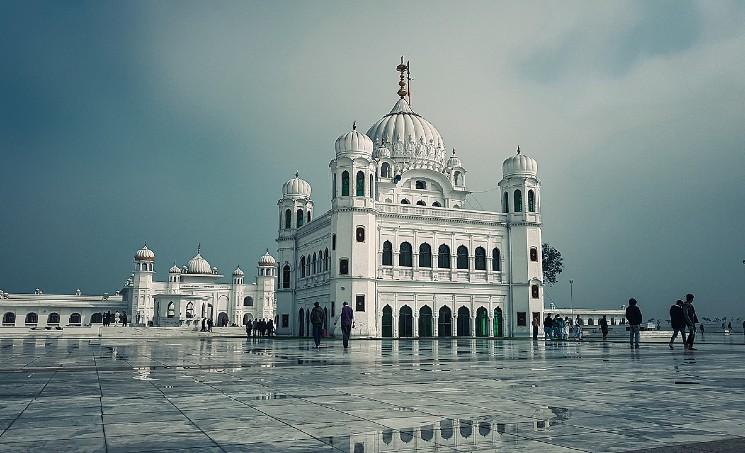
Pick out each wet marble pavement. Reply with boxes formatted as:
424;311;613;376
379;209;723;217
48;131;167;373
0;337;744;452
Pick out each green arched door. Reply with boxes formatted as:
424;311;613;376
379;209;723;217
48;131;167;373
382;305;393;338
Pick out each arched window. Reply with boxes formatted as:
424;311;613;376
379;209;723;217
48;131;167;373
282;265;290;288
399;242;413;267
341;171;350;196
438;244;451;269
296;209;304;227
382;241;393;266
47;313;60;324
2;312;15;325
400;199;410;204
531;285;539;298
307;210;311;223
457;245;469;269
415;180;427;190
370;174;374;197
167;302;175;318
307;255;311;275
284;209;291;229
492;248;501;271
243;296;254;307
356;171;364;196
416;200;426;206
381;162;391;178
356;227;365;242
432;201;441;207
186;302;194;318
474;247;486;270
324;249;329;271
25;312;38;324
530;247;538;262
528;189;535;212
300;257;306;278
69;313;81;325
419;243;432;268
514;189;523;212
454;171;462;186
312;253;317;274
332;173;337;198
503;192;509;213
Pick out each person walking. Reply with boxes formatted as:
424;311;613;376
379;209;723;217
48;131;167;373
544;314;553;340
267;319;274;337
727;321;732;331
310;302;325;348
531;316;539;340
245;319;252;338
669;300;687;349
201;318;206;332
252;319;259;338
699;323;705;340
563;317;570;340
553;314;562;339
683;294;698;350
207;317;213;333
574;316;583;341
625;298;642;349
335;301;354;348
600;315;609;340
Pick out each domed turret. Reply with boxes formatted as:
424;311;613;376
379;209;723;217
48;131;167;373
335;123;373;157
232;266;244;276
282;172;312;199
134;244;155;261
169;264;181;274
447;149;462;168
258;250;277;267
186;248;212;274
502;147;537;178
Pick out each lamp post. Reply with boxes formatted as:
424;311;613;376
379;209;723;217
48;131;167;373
569;279;574;318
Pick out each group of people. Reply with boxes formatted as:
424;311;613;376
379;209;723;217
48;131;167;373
101;311;127;326
245;318;274;337
303;301;355;349
200;317;213;332
668;293;699;350
535;314;589;341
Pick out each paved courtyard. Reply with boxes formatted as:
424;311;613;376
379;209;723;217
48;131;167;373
0;337;744;452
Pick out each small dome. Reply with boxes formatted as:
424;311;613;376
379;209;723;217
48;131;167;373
169;264;181;274
335;124;373;157
282;172;312;199
233;266;244;276
258;250;276;267
135;244;155;261
186;253;212;274
447;149;462;168
373;146;391;159
503;148;537;178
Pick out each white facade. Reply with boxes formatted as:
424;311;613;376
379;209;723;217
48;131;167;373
275;68;545;338
124;245;277;327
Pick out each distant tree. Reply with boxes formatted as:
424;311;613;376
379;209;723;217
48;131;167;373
542;242;564;286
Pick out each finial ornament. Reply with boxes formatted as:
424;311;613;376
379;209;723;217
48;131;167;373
197;242;201;254
295;171;299;178
396;56;409;99
517;145;521;155
352;121;356;131
452;148;456;155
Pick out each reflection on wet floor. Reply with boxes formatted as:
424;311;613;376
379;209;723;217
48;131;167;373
0;336;744;452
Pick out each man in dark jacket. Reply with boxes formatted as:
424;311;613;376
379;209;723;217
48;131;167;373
544;314;553;340
683;293;698;350
335;302;355;349
625;298;643;349
310;302;325;348
599;315;609;340
669;300;686;349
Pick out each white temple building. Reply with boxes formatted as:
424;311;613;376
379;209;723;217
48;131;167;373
274;60;544;338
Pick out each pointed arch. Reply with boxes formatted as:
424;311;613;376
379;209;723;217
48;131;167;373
284;209;291;229
513;189;523;212
438;244;451;269
474;247;486;270
282;265;290;288
382;241;393;266
399;242;413;267
528;189;535;212
457;245;469;270
341;171;350;196
492;248;501;271
356;171;365;196
419;243;432;267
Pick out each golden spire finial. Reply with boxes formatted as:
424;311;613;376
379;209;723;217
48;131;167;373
396;56;408;99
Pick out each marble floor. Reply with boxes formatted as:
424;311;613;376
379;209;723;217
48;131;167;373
0;337;744;452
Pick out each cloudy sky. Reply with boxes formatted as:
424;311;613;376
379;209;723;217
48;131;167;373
2;1;744;320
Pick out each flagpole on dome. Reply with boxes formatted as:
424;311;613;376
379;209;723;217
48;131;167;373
406;59;412;107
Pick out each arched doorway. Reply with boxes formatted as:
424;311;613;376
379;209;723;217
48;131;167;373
399;306;413;337
493;307;503;337
457;306;470;336
418;306;433;337
243;313;253;326
438;306;452;337
381;305;393;338
217;312;228;327
475;307;489;337
91;313;103;324
298;309;305;337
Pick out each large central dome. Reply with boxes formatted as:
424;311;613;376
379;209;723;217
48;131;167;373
366;98;447;169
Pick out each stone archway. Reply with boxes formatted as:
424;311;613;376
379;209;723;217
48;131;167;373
381;305;393;338
457;306;471;336
398;306;413;337
418;306;433;337
475;307;489;337
438;306;452;337
217;312;229;327
493;307;504;337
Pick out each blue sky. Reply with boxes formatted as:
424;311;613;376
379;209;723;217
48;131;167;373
1;1;744;320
